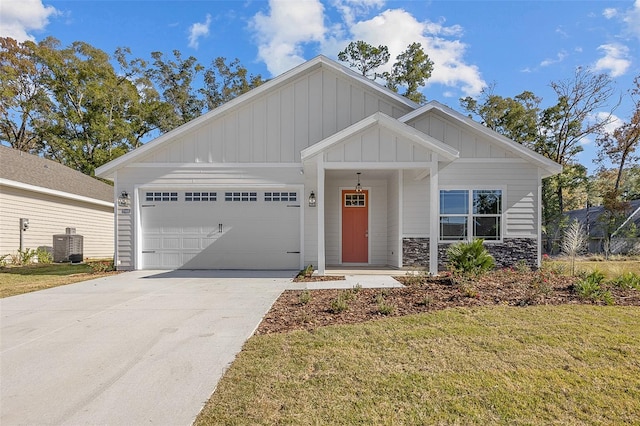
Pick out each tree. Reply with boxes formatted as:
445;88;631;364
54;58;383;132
200;57;265;111
0;37;51;152
146;50;205;131
596;74;640;192
34;38;153;175
337;40;389;79
385;42;433;104
460;88;541;148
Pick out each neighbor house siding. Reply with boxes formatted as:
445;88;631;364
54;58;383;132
0;185;113;258
136;68;413;166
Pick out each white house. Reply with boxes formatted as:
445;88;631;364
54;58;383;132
0;146;114;259
95;56;561;274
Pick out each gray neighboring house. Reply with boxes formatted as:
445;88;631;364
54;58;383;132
564;199;640;254
0;145;114;259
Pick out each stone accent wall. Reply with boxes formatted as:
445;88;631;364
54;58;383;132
439;238;538;270
402;238;429;268
403;237;538;270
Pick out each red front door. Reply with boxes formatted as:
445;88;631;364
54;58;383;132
342;190;368;263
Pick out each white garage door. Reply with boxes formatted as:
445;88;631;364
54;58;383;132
141;190;301;270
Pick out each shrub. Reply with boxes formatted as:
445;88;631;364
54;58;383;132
88;260;115;273
330;293;349;313
14;248;37;266
574;271;613;305
375;292;396;315
35;247;53;264
561;220;588;276
611;272;640;290
299;290;311;305
446;239;495;276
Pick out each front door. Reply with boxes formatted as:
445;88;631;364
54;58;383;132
342;190;368;263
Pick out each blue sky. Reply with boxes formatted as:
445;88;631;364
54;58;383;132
2;0;639;173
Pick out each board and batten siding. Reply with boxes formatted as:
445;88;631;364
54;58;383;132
407;112;519;159
439;162;539;238
0;185;113;258
135;68;413;166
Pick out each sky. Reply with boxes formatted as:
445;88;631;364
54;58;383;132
1;0;639;173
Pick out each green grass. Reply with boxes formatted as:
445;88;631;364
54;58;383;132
0;263;106;298
196;305;640;425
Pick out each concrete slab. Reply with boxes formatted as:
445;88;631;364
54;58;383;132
291;274;404;290
0;270;297;426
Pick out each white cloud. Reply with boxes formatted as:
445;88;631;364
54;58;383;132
0;0;57;41
250;1;486;97
602;8;618;19
540;50;568;67
251;0;326;76
188;14;212;49
593;43;631;77
623;0;640;39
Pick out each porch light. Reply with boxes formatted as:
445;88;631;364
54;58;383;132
308;191;317;207
355;172;362;192
118;191;130;207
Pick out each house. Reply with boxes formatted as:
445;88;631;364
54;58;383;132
0;145;114;259
563;200;640;254
95;56;561;274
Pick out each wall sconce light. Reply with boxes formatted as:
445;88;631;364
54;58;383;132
355;172;362;193
118;190;130;207
308;191;317;207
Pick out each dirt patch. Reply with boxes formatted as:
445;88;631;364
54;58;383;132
257;269;640;334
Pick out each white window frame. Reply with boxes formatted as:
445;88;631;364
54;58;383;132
439;186;505;243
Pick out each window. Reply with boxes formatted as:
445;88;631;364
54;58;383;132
225;192;257;202
265;192;297;202
185;192;217;202
440;189;502;241
145;192;178;202
344;193;366;207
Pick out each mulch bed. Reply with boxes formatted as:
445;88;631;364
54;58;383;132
256;269;640;334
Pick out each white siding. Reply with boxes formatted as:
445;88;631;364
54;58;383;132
402;171;430;236
407;112;519;159
325;126;433;164
136;68;413;166
0;186;113;259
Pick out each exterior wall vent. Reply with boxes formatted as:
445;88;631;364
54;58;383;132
53;230;84;263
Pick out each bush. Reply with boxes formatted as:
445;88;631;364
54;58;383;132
330;293;349;313
36;247;53;264
88;260;115;273
299;290;311;305
446;239;495;276
611;272;640;290
574;271;613;305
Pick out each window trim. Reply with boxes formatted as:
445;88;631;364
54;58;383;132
438;186;505;243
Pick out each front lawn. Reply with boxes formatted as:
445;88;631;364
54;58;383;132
0;262;116;298
196;305;640;425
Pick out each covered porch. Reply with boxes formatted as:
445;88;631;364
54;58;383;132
300;112;459;276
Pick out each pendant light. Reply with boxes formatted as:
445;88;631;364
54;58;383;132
355;172;362;192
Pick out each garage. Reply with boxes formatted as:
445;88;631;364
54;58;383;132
140;189;301;270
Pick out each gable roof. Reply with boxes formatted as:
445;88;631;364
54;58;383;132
301;112;459;162
95;55;418;179
400;101;563;177
0;145;113;205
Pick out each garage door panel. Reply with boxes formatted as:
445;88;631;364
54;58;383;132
141;190;300;270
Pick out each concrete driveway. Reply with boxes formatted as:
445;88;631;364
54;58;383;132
0;270;298;426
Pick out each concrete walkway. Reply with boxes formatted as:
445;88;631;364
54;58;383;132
0;270;403;425
0;270;298;426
